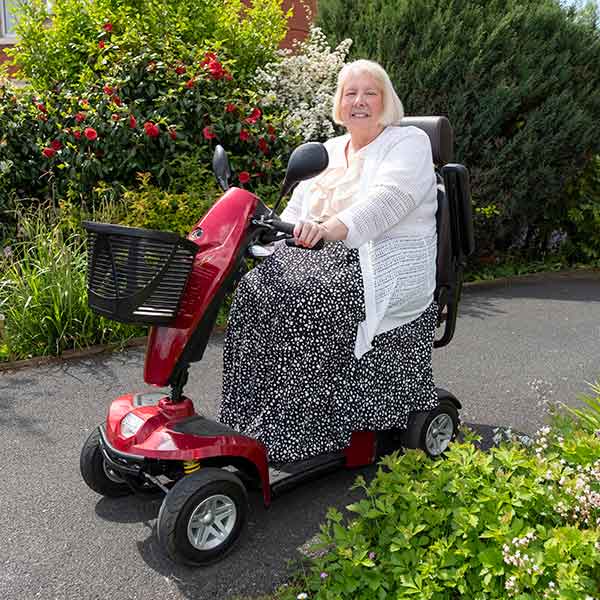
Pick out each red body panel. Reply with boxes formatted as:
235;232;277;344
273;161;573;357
105;394;272;505
144;187;259;387
344;431;377;467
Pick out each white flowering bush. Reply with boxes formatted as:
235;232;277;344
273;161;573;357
255;27;352;142
281;381;600;600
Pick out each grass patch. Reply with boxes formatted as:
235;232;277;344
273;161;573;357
0;201;143;361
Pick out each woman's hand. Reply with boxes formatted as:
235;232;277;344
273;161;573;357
293;220;327;248
292;218;349;247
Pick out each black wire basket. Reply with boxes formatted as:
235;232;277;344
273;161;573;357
83;221;199;325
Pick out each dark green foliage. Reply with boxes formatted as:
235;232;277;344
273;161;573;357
317;0;600;256
564;155;600;263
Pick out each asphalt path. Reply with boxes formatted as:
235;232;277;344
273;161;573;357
1;271;599;600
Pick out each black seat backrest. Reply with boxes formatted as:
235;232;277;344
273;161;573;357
400;116;475;347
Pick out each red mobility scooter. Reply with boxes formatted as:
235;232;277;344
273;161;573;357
79;116;474;566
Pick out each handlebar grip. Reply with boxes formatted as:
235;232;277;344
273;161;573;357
273;220;295;235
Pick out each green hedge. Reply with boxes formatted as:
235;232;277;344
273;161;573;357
317;0;600;258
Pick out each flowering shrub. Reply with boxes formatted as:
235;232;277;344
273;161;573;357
0;47;298;206
283;387;600;599
255;27;352;142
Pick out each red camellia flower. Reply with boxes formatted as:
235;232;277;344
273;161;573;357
36;102;47;113
268;124;276;136
75;111;86;123
199;52;217;66
42;147;56;158
207;59;225;80
203;126;216;140
245;107;262;125
169;129;177;140
185;79;195;89
84;127;98;141
129;115;137;129
175;65;186;75
103;23;113;32
111;95;122;106
112;113;120;122
103;84;114;95
144;122;160;138
238;171;250;184
74;130;82;140
38;114;48;122
258;137;269;154
225;103;236;113
98;40;105;49
239;129;250;142
50;139;62;151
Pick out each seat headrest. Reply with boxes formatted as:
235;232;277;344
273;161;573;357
399;116;453;166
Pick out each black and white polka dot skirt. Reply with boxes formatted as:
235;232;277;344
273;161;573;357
218;241;438;463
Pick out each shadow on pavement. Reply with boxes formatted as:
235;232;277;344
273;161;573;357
135;466;374;599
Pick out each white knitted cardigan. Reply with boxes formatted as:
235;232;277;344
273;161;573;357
280;125;438;359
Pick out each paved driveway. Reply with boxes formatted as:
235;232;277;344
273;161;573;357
0;271;598;600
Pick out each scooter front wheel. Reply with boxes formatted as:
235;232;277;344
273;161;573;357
157;468;248;566
80;427;132;497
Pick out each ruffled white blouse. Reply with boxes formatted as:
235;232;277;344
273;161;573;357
307;145;364;222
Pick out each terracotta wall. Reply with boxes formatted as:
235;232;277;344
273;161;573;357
0;44;13;70
0;1;317;73
281;0;317;48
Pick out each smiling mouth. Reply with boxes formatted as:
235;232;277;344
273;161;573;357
351;112;370;118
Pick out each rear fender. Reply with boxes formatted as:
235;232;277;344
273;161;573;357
436;387;462;409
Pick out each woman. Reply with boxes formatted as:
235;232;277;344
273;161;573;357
218;59;439;464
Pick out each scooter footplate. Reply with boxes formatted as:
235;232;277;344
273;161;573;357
269;452;345;493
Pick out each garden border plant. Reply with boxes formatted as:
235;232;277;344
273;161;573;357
271;382;600;600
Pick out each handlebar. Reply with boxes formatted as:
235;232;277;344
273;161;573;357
256;218;324;250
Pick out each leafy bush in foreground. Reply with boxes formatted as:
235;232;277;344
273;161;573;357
285;387;600;599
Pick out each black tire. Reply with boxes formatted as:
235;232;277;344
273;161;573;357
402;398;460;458
80;428;132;497
157;468;248;566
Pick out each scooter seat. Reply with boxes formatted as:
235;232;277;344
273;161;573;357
170;416;240;437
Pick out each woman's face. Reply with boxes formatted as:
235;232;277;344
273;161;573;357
340;72;385;138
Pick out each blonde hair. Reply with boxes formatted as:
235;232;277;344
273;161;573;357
332;59;404;127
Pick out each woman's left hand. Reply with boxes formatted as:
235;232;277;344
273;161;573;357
293;220;327;248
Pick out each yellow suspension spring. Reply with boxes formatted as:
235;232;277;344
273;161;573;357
183;460;201;475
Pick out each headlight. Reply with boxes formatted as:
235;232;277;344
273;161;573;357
120;412;145;438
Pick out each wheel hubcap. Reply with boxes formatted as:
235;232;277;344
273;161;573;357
187;494;237;550
425;413;454;456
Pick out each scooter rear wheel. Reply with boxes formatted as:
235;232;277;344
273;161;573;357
80;427;132;497
402;398;459;457
157;468;248;566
